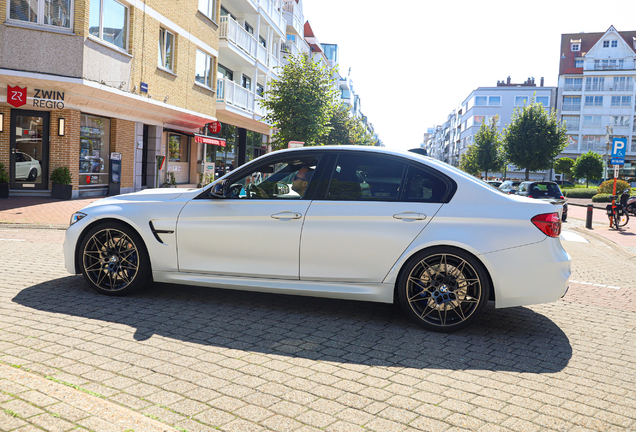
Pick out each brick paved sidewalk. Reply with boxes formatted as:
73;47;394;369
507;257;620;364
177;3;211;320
0;197;98;228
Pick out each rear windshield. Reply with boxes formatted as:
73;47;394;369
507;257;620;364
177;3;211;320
530;183;562;197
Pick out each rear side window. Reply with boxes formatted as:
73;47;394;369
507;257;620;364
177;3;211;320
326;154;405;201
402;165;450;203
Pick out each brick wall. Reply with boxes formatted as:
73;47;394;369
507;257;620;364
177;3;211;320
49;110;81;191
0;107;9;172
110;119;136;189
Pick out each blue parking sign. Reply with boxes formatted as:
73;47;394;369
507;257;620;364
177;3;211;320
611;137;627;158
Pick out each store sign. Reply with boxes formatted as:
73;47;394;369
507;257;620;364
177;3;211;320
208;121;222;134
32;89;65;109
7;86;27;108
194;134;226;147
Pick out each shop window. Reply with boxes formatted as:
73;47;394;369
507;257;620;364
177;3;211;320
168;134;189;162
89;0;129;51
79;115;110;187
9;0;73;29
158;28;175;71
195;50;215;89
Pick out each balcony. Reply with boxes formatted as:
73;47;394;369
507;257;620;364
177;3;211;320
219;16;259;61
562;104;581;112
280;41;299;56
564;85;582;92
259;0;285;34
281;0;303;36
609;85;634;92
217;78;256;113
566;123;580;131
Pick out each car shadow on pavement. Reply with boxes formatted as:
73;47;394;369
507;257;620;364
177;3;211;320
13;276;572;374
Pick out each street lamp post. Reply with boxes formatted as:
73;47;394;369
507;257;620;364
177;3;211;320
603;125;613;181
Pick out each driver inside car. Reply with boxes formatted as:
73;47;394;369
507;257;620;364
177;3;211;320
291;167;314;198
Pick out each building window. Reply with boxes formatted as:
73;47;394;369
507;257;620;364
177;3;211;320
259;36;267;48
79;114;111;187
571;44;580;51
89;0;128;51
585;77;604;91
168;134;189;162
582;116;602;128
563;96;581;111
158;28;175;71
242;74;251;91
582;135;603;151
563;116;580;131
565;78;582;91
474;116;484;125
475;96;487;106
584;96;603;107
611;116;630;127
603;41;610;48
488;96;501;106
256;84;264;97
613;77;633;91
515;96;528;107
195;50;215;89
244;22;253;35
9;0;73;29
575;59;584;68
198;0;217;21
535;96;549;107
611;96;632;107
611;40;618;48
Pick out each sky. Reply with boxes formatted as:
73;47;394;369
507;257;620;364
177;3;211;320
301;0;636;151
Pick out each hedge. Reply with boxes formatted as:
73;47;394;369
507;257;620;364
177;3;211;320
591;194;614;203
598;179;631;195
563;188;598;198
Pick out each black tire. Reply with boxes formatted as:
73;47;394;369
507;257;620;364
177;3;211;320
397;246;491;333
27;169;37;181
78;222;152;296
618;211;629;227
627;203;636;216
562;212;567;222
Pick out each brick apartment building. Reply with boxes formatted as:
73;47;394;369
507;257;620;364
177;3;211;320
1;0;221;198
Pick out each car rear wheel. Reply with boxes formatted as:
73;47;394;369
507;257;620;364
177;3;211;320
79;222;151;296
27;168;37;181
397;247;490;332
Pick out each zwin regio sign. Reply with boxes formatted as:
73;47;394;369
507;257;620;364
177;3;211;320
7;86;65;109
611;137;627;166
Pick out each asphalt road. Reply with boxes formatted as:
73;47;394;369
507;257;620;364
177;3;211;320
0;227;634;432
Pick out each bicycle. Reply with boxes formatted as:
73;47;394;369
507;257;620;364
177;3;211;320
606;190;630;229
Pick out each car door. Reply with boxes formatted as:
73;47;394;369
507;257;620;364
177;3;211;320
299;152;451;283
15;153;27;180
176;153;322;279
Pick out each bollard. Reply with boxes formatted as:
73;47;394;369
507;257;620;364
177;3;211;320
586;204;593;229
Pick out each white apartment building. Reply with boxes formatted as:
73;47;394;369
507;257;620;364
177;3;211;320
557;26;636;179
425;78;556;179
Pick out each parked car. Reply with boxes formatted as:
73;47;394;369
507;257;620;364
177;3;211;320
517;181;568;221
554;180;575;188
498;180;521;194
15;151;41;181
64;146;570;333
485;180;502;188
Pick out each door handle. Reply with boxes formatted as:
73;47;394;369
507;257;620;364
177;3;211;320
393;212;426;220
271;211;302;219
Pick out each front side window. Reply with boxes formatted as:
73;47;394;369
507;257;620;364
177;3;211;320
326;154;405;202
9;0;73;29
158;28;175;71
228;156;320;200
195;50;214;89
89;0;128;50
198;0;217;21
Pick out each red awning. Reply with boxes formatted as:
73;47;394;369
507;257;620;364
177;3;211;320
194;134;226;147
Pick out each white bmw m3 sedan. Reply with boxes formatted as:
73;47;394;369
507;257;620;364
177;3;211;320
64;146;571;332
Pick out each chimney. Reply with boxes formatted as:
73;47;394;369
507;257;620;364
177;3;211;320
540;77;544;87
507;76;511;84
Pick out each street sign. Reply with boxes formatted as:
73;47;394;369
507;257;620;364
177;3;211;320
288;141;304;148
611;137;627;166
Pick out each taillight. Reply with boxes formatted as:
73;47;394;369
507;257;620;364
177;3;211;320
532;213;562;238
560;196;565;199
528;195;533;198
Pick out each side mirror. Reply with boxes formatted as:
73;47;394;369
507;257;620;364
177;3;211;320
209;180;227;198
276;182;290;196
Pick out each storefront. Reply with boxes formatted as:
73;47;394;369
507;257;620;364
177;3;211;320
8;109;49;191
79;114;111;194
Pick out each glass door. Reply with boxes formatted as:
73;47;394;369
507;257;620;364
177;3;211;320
10;110;50;190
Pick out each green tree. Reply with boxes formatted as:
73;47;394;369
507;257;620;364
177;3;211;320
474;116;504;178
572;151;603;187
553;157;575;182
260;54;339;149
502;99;568;180
459;145;481;177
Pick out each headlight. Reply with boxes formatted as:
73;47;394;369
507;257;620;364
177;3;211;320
70;212;87;226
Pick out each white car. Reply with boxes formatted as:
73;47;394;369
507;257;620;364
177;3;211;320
64;146;571;332
15;151;41;181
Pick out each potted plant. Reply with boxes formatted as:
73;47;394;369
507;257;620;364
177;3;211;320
0;162;8;199
50;166;73;200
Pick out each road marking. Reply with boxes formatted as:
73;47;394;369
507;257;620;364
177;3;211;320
0;239;26;242
570;280;620;289
560;230;589;243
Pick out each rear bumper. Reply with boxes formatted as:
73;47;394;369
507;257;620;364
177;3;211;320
482;238;571;308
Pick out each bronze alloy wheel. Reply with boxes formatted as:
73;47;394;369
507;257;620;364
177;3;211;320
80;223;151;295
398;247;490;332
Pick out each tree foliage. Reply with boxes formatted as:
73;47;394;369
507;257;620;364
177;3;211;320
325;103;375;146
553;157;574;181
597;179;631;195
474;116;504;178
459;145;481;177
571;151;603;187
260;54;339;149
502;99;568;180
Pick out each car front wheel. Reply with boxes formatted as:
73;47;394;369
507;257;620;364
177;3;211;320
397;247;491;332
78;222;152;296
